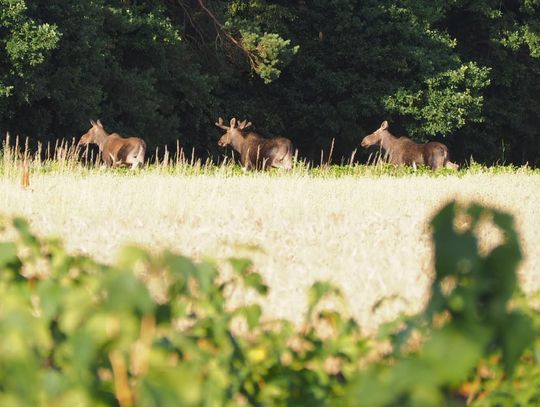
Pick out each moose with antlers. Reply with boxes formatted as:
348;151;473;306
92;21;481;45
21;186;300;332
215;117;294;170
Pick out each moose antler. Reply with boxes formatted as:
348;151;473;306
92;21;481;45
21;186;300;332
215;117;229;129
238;119;253;130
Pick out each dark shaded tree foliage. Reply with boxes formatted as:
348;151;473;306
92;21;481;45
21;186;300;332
0;0;539;165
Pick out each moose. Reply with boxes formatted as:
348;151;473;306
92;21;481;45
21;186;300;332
360;121;458;170
78;120;146;169
215;117;294;170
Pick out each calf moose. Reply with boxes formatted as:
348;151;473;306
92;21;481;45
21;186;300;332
78;120;146;169
215;117;293;170
361;121;457;170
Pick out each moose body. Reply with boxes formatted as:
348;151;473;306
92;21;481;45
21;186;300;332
78;120;146;169
216;117;293;170
361;121;455;170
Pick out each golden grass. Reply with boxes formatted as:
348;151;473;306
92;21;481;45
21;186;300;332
0;171;538;331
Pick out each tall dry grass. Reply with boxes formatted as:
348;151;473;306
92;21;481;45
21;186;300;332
2;132;465;179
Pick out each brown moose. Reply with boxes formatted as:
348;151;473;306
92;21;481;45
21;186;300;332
78;120;146;169
215;117;293;170
361;121;458;170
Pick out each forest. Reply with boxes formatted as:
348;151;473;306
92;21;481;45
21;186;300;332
1;0;539;165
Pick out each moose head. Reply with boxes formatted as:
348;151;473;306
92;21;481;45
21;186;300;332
361;120;390;148
79;119;106;146
215;117;252;147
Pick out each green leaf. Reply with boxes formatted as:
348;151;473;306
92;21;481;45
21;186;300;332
229;258;252;277
243;272;268;295
0;241;17;264
307;282;341;317
194;262;217;294
0;242;18;274
116;245;151;269
139;350;203;405
37;279;65;320
500;312;535;374
101;270;155;315
421;326;487;385
237;304;262;330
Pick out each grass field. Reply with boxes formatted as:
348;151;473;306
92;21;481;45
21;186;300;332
0;135;538;329
1;156;539;331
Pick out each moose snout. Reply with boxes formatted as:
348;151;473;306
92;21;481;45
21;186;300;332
360;137;369;148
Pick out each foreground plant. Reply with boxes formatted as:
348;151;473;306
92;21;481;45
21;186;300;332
342;201;538;406
0;200;538;406
0;216;367;406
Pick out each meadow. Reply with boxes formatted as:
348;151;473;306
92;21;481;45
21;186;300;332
1;137;539;331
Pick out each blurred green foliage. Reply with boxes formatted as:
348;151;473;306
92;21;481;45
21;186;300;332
0;214;369;406
342;201;539;406
0;200;539;405
0;1;539;165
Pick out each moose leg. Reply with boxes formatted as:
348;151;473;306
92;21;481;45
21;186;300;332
111;153;117;166
275;149;293;170
101;151;114;167
428;155;445;170
242;158;251;171
281;155;293;170
445;161;459;170
255;146;262;170
427;145;449;170
133;145;146;169
243;148;254;171
125;155;140;169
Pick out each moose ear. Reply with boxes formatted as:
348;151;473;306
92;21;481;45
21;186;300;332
381;120;389;130
96;119;104;128
230;118;237;128
90;119;96;126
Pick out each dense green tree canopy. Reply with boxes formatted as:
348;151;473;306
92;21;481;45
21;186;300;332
0;0;538;164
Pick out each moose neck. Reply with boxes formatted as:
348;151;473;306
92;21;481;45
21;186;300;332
231;131;247;153
380;130;398;152
93;128;110;150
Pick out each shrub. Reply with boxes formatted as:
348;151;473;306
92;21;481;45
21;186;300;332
0;200;537;406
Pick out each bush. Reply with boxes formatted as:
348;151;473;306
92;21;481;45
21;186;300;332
0;201;538;406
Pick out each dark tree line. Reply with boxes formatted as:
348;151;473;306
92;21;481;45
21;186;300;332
1;0;539;165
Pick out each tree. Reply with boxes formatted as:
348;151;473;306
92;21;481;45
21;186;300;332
210;0;491;160
1;0;539;165
0;0;60;121
443;0;540;164
2;0;216;152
